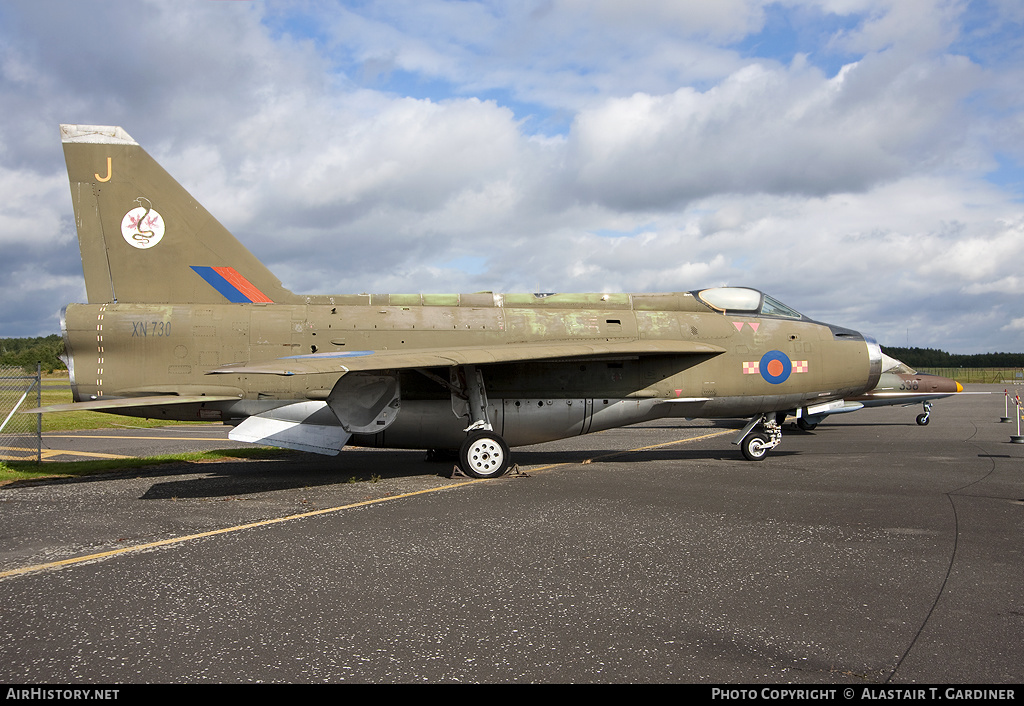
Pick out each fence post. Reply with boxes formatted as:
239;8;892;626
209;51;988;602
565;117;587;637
1013;393;1024;444
36;362;41;464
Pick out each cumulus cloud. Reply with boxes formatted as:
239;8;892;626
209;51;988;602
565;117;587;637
565;51;983;210
0;0;1022;355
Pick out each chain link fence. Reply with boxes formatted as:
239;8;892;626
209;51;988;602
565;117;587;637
918;368;1024;384
0;364;41;463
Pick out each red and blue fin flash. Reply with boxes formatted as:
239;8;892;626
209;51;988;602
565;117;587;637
190;266;274;303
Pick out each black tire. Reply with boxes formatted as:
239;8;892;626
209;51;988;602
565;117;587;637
459;431;512;478
741;432;771;461
916;414;929;426
796;418;817;431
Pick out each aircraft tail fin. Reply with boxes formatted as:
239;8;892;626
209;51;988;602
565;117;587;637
60;124;297;304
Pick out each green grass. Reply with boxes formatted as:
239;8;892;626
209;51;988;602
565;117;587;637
0;447;291;485
3;378;387;487
30;378;214;433
1;375;279;483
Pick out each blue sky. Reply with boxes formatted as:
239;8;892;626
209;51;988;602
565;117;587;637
1;0;1024;353
733;3;864;75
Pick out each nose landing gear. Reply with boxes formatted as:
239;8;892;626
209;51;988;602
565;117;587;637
916;400;933;426
734;414;783;461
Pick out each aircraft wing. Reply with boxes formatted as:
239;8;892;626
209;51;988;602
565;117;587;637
207;339;726;376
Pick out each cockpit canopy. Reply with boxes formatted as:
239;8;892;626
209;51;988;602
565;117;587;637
695;287;804;320
881;353;917;374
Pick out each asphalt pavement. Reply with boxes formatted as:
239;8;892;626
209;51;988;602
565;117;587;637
0;384;1020;684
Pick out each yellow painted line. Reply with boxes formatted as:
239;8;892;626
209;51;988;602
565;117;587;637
1;446;134;460
43;435;228;441
0;480;486;581
7;433;229;460
0;428;732;581
2;448;130;460
593;428;734;459
0;447;36;457
525;429;735;473
44;449;131;460
40;449;132;460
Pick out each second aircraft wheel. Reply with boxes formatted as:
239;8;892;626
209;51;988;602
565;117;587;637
459;431;512;478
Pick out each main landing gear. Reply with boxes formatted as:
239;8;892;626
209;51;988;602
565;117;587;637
734;414;783;461
460;430;511;478
455;365;513;479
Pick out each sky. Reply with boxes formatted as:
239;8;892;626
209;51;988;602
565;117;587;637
1;0;1023;353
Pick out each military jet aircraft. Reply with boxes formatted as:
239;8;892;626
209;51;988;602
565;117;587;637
29;124;883;475
789;354;962;430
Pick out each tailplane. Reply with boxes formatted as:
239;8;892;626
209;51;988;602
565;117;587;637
60;124;296;304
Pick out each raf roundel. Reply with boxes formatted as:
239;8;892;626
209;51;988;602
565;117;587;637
759;350;792;384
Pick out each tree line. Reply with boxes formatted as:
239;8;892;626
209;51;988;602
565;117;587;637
881;346;1024;369
0;335;65;373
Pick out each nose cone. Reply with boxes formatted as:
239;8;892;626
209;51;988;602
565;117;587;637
920;373;961;394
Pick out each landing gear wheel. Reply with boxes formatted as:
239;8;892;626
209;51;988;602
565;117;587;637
797;418;817;431
459;431;511;478
916;413;929;426
742;432;771;461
